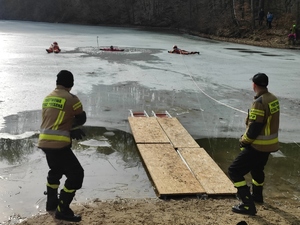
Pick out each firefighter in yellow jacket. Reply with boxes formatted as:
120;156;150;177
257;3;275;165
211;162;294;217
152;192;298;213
228;73;280;215
38;70;86;222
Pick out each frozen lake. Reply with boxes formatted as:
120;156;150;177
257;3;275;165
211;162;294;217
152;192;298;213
1;20;299;142
0;20;300;223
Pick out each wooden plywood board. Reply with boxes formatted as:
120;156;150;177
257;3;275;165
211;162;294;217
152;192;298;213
128;117;170;144
137;144;205;196
179;147;236;195
157;117;199;148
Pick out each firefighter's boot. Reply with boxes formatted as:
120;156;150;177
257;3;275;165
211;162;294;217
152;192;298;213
252;184;264;203
46;186;59;211
232;186;257;216
55;189;81;222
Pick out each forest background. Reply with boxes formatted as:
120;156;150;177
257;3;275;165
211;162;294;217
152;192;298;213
0;0;299;47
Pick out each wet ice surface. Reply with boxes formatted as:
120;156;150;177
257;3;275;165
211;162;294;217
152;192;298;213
1;20;300;141
0;20;300;223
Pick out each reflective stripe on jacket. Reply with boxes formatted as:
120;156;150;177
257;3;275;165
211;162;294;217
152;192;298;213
38;86;84;149
242;89;280;152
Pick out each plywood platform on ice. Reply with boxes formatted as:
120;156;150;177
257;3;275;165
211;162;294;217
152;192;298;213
178;147;236;195
128;117;170;144
156;117;200;148
137;144;205;196
128;116;236;198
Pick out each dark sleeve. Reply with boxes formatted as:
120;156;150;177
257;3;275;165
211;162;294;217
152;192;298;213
72;111;86;128
240;100;265;145
245;122;264;139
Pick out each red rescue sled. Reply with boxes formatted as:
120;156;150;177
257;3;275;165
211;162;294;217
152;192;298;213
46;48;61;54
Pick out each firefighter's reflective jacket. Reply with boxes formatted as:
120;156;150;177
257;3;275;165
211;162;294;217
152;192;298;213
38;86;84;149
241;88;280;152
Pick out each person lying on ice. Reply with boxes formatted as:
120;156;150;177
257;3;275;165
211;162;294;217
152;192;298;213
46;42;61;53
168;45;199;55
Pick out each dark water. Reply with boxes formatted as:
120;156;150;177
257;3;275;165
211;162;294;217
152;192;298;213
0;126;152;223
0;127;140;167
0;127;299;201
196;138;300;202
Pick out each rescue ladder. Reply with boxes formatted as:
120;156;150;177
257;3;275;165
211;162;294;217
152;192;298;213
129;110;149;117
151;110;172;118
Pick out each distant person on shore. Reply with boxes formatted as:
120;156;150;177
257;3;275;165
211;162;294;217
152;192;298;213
228;73;280;216
258;9;265;26
266;12;273;29
288;24;297;41
168;45;200;55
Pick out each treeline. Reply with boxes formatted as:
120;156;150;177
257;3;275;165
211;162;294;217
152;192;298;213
0;0;299;37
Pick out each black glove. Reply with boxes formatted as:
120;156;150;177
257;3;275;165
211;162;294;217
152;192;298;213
239;141;250;151
70;128;86;140
239;142;246;148
239;135;249;150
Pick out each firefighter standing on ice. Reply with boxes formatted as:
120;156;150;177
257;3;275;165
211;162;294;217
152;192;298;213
228;73;280;215
38;70;86;222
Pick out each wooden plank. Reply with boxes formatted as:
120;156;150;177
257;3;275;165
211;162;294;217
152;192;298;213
179;147;236;195
137;144;206;196
157;117;199;148
128;117;170;144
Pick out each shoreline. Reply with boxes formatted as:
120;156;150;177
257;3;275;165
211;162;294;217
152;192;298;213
16;196;300;225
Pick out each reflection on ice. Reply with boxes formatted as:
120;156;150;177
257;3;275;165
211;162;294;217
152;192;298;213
79;138;113;155
176;110;189;116
271;150;286;158
79;138;111;147
103;131;115;136
0;137;36;167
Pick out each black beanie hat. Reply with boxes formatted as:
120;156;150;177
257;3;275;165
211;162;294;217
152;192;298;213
252;73;268;87
56;70;74;88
